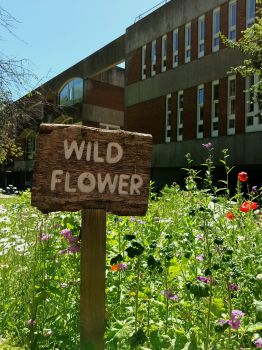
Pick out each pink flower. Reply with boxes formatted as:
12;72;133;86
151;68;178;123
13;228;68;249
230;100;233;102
161;289;179;301
228;283;239;291
202;142;213;150
60;229;72;239
228;310;245;330
68;244;80;254
196;254;204;261
231;310;245;318
40;233;52;241
218;310;245;331
197;276;210;283
196;234;204;241
254;338;262;348
118;263;128;270
228;318;241;329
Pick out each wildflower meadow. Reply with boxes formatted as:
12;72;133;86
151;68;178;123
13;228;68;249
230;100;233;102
0;147;262;349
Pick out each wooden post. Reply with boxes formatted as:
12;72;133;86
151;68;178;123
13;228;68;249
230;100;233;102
80;209;106;350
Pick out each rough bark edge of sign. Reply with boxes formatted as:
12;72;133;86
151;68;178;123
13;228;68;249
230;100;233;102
39;123;153;140
31;200;149;216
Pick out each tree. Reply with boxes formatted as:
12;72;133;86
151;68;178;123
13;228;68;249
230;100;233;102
223;2;262;98
0;6;42;165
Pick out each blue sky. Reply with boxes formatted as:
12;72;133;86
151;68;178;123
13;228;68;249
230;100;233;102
0;0;162;90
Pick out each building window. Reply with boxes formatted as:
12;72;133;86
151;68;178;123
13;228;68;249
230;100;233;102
151;40;157;76
142;45;147;80
177;91;184;141
227;75;236;135
59;78;83;107
198;15;205;58
246;0;256;27
162;35;167;72
245;75;262;132
211;81;219;137
212;7;220;52
197;85;204;139
185;22;191;63
165;94;172;143
100;123;120;130
173;29;179;67
229;1;237;41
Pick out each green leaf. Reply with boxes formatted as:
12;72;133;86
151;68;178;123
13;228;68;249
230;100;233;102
150;331;172;350
210;298;225;317
246;323;262;332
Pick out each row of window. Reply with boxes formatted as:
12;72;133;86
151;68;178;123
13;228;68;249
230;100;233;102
165;75;262;143
142;0;256;79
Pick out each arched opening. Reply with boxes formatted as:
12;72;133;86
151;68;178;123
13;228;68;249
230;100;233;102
58;78;83;107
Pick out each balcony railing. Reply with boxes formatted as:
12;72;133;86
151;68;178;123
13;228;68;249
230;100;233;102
134;0;171;22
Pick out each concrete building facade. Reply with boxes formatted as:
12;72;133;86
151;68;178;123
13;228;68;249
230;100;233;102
124;0;262;188
1;0;261;189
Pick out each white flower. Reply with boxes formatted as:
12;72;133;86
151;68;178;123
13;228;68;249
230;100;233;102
1;227;10;234
0;264;9;269
0;205;7;214
0;216;10;224
0;248;9;256
15;244;28;252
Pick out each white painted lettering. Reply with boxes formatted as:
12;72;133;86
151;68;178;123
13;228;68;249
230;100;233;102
93;141;104;162
106;142;123;164
64;140;85;160
97;173;119;194
118;174;130;195
65;172;76;193
51;170;63;191
86;141;92;161
78;172;96;193
130;174;143;195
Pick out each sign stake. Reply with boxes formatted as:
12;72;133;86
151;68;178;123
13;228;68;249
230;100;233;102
80;209;106;350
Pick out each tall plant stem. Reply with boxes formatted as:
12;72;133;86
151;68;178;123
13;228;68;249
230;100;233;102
205;282;213;350
204;217;213;350
164;257;170;334
117;229;121;303
227;284;232;349
134;256;141;332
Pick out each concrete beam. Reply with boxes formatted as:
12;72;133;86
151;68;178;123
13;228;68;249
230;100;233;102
125;48;245;107
40;35;126;94
152;132;262;168
82;104;124;126
126;0;229;53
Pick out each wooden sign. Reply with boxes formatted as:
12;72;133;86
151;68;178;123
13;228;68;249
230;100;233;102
31;124;152;216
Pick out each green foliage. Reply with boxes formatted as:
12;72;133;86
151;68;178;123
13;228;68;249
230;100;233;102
222;6;262;98
0;148;262;349
0;129;23;165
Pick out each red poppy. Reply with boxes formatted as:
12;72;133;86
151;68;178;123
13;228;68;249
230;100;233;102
226;211;235;220
239;201;251;213
238;171;248;182
239;201;258;213
251;202;258;210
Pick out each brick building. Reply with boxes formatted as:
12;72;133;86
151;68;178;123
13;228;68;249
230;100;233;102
1;0;261;189
125;0;262;188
